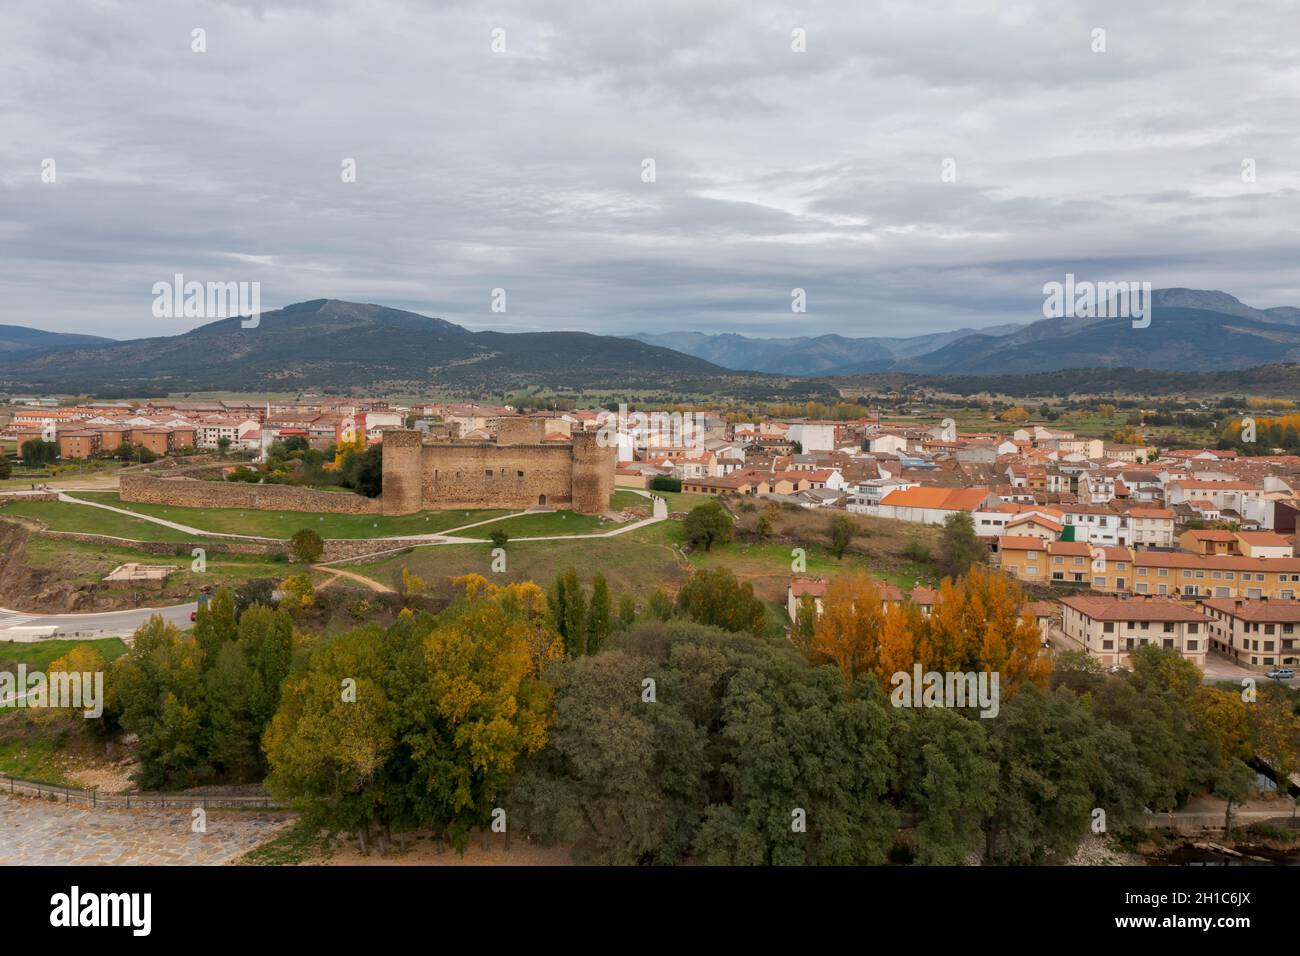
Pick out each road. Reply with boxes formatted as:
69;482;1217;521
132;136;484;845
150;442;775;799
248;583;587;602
0;603;196;640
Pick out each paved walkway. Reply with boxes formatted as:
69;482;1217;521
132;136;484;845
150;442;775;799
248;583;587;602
0;793;292;865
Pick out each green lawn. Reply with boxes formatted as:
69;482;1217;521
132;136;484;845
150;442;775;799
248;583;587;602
0;638;129;670
460;509;630;539
349;520;689;599
72;492;511;539
0;499;207;543
0;739;70;785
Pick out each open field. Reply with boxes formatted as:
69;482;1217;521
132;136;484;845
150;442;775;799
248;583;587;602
461;509;631;539
0;638;129;670
345;505;935;610
0;499;209;542
72;492;509;539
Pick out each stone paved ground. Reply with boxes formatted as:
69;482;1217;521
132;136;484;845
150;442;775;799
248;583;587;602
0;793;293;865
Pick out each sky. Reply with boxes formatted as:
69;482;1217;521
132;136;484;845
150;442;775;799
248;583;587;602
3;0;1300;341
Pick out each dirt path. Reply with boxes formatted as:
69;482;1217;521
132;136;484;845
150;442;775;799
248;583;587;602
315;565;394;593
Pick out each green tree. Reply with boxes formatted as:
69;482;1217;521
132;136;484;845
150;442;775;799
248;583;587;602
828;514;856;560
548;568;589;656
20;439;58;467
936;511;984;580
511;621;896;865
646;588;674;622
290;528;325;564
683;500;732;552
1214;760;1258;839
617;594;637;630
489;528;510;549
586;573;612;654
675;567;766;636
890;708;996;865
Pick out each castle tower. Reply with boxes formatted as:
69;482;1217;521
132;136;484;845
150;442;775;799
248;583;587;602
380;429;425;515
570;430;615;515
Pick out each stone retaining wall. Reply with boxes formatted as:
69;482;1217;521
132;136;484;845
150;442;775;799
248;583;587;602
121;475;380;514
39;529;289;557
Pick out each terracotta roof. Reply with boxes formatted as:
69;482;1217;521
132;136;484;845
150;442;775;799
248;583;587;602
1201;598;1300;622
879;486;989;510
1061;596;1206;622
788;577;826;598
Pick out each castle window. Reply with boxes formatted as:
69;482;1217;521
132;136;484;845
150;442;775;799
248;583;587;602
517;470;524;478
486;469;493;477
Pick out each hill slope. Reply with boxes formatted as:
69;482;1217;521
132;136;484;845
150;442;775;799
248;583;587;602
0;325;114;355
0;299;825;398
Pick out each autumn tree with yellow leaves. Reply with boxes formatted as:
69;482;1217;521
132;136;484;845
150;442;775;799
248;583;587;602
265;574;564;854
804;568;1049;695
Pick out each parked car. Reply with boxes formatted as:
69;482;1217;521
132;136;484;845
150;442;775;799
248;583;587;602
1265;667;1295;681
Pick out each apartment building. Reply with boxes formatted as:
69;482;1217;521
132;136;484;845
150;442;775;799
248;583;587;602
1202;598;1300;669
1060;595;1208;669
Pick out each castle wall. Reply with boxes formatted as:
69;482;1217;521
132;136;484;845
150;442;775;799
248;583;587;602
121;475;380;514
420;442;577;510
379;429;615;515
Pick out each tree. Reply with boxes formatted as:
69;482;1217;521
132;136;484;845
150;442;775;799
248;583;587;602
0;455;11;480
937;511;984;580
267;579;561;853
216;436;232;458
891;708;996;864
828;514;856;559
997;406;1030;423
646;588;674;621
20;439;58;467
511;621;897;865
548;568;588;656
808;570;886;682
489;528;510;549
289;528;324;564
233;578;278;617
675;567;766;636
586;573;612;654
919;569;1050;695
1214;760;1258;839
400;567;425;599
683;500;732;551
616;594;637;630
109;616;209;788
279;574;314;609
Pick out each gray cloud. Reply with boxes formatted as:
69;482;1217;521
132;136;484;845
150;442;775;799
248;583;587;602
2;0;1299;341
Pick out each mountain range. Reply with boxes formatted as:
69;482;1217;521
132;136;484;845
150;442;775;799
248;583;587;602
0;299;827;400
635;289;1300;376
0;289;1297;397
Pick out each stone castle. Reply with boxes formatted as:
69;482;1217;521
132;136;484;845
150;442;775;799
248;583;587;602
380;420;615;515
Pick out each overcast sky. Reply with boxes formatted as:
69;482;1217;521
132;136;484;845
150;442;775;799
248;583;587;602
3;0;1299;341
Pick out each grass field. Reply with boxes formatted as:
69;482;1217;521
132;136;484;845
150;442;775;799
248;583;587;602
0;739;70;784
461;509;631;539
0;499;209;543
345;506;932;608
71;492;511;539
0;638;129;670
